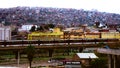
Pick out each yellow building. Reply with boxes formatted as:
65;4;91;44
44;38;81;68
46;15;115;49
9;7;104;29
28;28;63;40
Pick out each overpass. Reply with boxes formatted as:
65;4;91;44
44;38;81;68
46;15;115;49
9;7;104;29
0;39;119;67
0;38;119;50
0;38;119;57
0;38;119;46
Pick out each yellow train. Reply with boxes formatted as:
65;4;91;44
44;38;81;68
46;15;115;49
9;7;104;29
28;28;120;40
28;28;63;40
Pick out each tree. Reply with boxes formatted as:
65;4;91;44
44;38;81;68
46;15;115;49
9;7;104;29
47;23;55;28
44;25;49;30
29;25;36;32
36;26;41;31
95;21;100;28
11;27;19;35
25;45;35;68
90;58;107;68
36;25;44;31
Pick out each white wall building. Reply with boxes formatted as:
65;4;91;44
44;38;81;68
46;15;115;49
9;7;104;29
0;27;11;40
18;25;36;32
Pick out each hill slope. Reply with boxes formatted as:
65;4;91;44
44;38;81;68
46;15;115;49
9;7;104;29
0;7;120;26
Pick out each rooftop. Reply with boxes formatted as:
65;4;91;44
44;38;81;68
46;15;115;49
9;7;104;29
76;53;98;59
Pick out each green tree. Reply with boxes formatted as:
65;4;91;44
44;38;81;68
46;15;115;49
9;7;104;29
37;25;45;31
95;21;100;28
25;45;35;68
47;23;55;28
29;25;36;32
44;25;49;30
90;58;107;68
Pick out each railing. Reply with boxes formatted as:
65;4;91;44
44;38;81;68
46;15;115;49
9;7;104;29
0;38;119;46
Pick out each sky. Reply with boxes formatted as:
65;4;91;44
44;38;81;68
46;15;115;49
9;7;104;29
0;0;120;14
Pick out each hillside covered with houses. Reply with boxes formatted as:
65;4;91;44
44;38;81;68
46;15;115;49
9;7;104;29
0;7;120;27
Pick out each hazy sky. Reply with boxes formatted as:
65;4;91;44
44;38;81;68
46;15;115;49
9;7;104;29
0;0;120;14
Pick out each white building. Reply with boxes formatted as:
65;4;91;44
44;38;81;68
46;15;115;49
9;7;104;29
0;27;11;41
18;25;36;32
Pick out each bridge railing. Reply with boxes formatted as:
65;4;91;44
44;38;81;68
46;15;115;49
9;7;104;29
0;38;119;47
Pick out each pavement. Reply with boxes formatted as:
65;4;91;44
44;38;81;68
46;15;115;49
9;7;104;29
0;61;59;68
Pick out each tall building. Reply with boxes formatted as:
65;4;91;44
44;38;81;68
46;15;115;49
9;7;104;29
0;25;11;41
